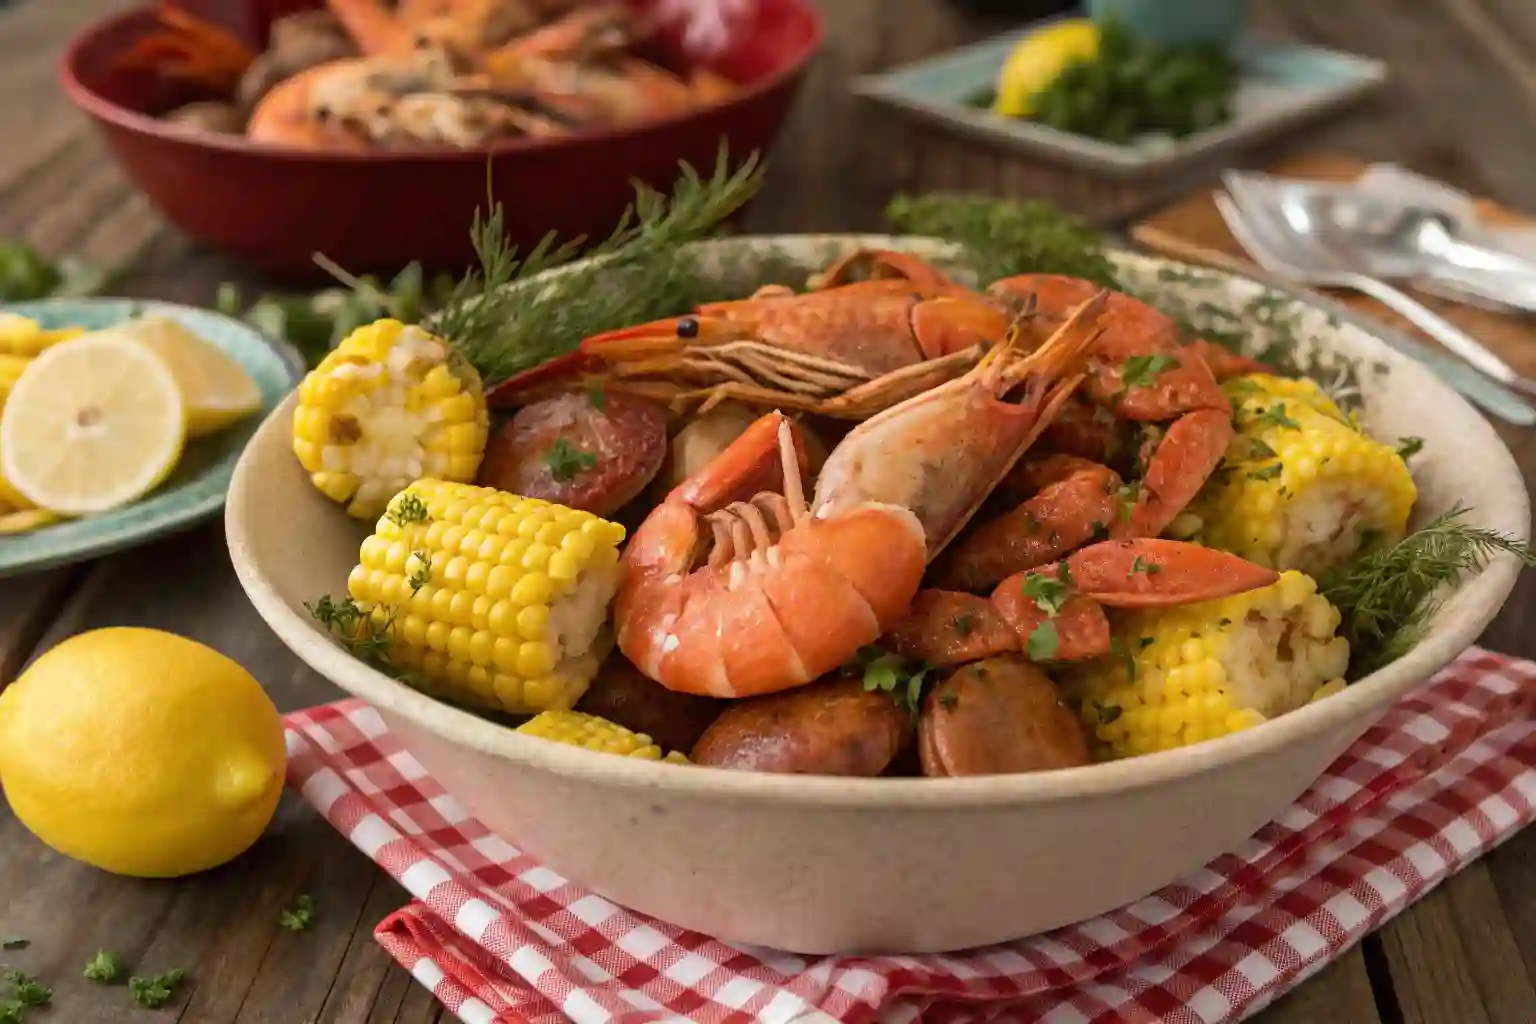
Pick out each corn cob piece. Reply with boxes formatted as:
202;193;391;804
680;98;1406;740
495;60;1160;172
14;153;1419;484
0;314;82;357
293;319;489;520
517;710;690;763
1065;570;1349;760
347;480;626;714
1187;374;1416;577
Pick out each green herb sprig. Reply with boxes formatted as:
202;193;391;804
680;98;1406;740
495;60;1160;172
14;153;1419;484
855;646;932;717
128;968;186;1010
280;894;317;932
430;147;765;385
1320;504;1535;675
884;193;1118;288
1027;20;1239;144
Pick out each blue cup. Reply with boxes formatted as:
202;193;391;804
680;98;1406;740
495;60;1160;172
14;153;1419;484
1085;0;1251;48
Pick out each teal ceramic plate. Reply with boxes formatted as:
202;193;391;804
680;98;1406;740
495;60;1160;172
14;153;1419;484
0;299;302;577
854;23;1388;179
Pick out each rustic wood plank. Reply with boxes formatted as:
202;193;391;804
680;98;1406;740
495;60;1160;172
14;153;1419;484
1254;946;1383;1024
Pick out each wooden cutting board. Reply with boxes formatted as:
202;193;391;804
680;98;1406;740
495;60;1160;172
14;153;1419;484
1129;153;1536;380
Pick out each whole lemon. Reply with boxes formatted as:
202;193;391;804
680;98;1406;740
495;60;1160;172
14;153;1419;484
994;19;1102;118
0;628;286;878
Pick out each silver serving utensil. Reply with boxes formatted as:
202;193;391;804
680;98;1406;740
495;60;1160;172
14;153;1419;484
1226;172;1536;313
1215;188;1536;426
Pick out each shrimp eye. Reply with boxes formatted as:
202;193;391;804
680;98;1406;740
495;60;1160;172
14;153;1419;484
677;316;700;339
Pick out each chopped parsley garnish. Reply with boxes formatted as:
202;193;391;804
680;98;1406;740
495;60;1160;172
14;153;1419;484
1026;621;1060;661
1250;404;1301;431
855;646;930;717
951;613;976;637
83;951;121;983
1249;464;1283;481
1116;482;1140;522
386;492;429;526
1129;555;1160;575
1397;436;1424;460
586;384;607;411
1;972;48;1008
280;894;317;932
1094;702;1124;726
938;692;959;711
128;968;186;1009
545;438;597;482
1022;572;1071;615
1119;353;1179;391
0;940;26;951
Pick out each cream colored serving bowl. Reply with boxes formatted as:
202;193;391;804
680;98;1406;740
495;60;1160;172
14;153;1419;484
228;236;1528;954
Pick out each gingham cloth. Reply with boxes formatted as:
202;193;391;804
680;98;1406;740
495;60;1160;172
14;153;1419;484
283;647;1536;1024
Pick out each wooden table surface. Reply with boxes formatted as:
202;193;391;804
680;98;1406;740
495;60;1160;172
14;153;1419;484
2;1;1535;1021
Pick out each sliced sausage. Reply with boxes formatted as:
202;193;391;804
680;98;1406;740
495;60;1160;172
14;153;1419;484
690;676;911;776
918;656;1091;777
575;656;723;754
885;590;1020;666
476;390;667;518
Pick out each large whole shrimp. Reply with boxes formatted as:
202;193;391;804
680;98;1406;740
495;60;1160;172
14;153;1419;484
614;293;1109;698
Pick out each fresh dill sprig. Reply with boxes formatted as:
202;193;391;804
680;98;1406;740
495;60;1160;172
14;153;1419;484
884;193;1120;289
1320;504;1535;675
430;146;766;384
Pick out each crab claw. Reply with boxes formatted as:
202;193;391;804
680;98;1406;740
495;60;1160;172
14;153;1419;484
1064;538;1279;608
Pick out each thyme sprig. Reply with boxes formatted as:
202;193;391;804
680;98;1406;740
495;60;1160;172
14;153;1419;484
1320;504;1535;675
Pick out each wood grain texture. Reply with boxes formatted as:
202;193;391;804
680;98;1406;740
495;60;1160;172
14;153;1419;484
0;0;1532;1021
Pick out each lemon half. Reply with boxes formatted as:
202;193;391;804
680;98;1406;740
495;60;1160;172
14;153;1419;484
0;332;186;515
124;316;262;438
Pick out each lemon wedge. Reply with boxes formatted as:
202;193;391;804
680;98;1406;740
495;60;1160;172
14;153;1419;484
994;19;1101;118
121;316;262;438
0;333;186;515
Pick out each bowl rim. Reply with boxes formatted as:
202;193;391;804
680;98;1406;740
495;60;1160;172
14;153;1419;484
58;0;825;164
228;234;1530;808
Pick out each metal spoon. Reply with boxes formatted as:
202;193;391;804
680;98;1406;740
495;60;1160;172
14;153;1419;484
1215;188;1536;425
1226;172;1536;313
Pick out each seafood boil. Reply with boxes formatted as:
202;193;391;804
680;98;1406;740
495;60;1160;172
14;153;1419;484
292;178;1531;780
119;0;741;150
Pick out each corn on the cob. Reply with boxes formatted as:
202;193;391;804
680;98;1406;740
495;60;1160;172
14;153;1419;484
0;314;81;357
1065;570;1349;760
1187;374;1416;578
347;479;626;714
517;710;690;763
293;320;489;520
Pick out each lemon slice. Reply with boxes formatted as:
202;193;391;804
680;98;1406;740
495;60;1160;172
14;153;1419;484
0;333;186;515
120;316;262;438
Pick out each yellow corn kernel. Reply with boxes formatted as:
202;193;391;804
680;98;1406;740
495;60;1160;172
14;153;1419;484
343;481;625;715
1189;374;1417;577
1064;570;1350;761
516;710;690;763
290;320;490;520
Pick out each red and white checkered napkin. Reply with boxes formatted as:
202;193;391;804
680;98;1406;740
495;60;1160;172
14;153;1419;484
282;647;1536;1024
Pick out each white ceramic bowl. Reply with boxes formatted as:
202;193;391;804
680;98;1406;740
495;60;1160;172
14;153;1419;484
227;236;1528;954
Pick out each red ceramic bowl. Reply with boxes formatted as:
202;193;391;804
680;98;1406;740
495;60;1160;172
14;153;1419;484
60;0;822;279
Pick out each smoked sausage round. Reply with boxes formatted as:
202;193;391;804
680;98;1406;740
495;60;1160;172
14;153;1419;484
476;391;667;518
690;676;910;776
919;656;1090;777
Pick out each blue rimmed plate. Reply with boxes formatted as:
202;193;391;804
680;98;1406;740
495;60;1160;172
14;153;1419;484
0;299;302;577
854;24;1388;179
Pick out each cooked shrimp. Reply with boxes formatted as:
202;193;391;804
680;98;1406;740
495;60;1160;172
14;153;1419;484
615;292;1111;698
